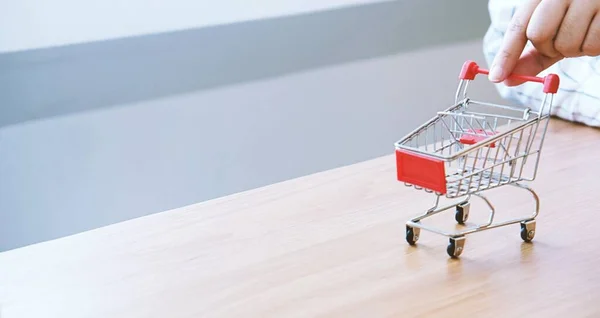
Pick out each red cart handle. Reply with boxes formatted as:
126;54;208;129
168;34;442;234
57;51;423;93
459;60;560;94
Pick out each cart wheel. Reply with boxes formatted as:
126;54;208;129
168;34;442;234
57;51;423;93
405;225;420;245
520;220;536;242
447;236;465;258
454;202;470;225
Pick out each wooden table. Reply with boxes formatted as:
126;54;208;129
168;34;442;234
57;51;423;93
1;118;600;318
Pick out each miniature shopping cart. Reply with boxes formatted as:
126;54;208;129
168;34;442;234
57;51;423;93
395;60;560;258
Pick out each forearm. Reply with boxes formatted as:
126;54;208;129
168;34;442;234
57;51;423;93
483;0;600;127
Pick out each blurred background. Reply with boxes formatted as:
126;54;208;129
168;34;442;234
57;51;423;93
0;0;506;251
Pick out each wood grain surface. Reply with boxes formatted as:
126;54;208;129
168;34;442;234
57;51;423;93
1;118;599;318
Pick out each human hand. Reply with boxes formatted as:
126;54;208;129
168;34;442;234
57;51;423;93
489;0;600;86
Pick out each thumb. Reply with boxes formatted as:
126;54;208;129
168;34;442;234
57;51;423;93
503;47;564;86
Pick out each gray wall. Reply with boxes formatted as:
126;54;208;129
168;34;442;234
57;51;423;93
0;0;498;251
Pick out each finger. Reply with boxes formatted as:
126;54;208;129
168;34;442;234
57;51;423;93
489;0;542;82
526;0;569;59
503;47;563;86
582;12;600;56
554;2;596;57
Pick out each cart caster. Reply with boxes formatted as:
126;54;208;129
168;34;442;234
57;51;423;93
447;236;465;258
455;202;470;225
406;225;420;245
520;220;536;242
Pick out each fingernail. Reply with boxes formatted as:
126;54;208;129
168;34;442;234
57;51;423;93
489;65;503;82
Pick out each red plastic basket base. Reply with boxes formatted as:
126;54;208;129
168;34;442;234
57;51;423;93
395;149;447;194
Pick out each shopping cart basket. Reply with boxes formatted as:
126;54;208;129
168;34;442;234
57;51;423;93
395;60;560;258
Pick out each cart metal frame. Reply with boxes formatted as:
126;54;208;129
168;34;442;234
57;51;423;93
394;61;560;258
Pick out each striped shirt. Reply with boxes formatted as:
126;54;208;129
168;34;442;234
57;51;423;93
483;0;600;127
